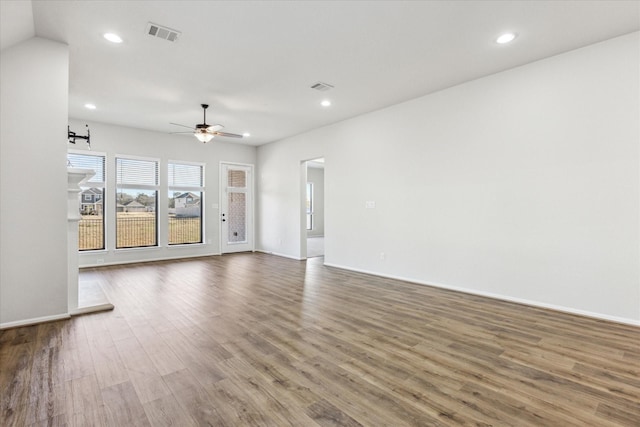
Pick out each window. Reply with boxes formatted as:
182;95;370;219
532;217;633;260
306;182;313;230
116;156;159;248
67;151;106;251
168;161;204;245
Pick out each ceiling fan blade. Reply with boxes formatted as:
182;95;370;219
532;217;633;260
212;131;243;138
172;106;242;140
170;131;195;134
206;124;224;132
170;122;195;130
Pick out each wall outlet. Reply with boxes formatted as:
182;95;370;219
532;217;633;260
380;252;386;260
97;258;104;264
366;201;376;209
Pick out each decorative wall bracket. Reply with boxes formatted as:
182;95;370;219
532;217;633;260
68;124;91;148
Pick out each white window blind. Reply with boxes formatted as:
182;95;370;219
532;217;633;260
116;157;158;187
68;152;105;184
168;163;203;188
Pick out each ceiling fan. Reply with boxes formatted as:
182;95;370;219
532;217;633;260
171;104;243;143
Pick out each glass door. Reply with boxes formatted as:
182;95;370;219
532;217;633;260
220;163;253;253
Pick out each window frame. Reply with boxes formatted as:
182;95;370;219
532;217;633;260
168;160;205;246
67;149;107;252
115;154;160;249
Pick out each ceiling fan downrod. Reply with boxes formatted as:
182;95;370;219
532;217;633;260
201;104;209;125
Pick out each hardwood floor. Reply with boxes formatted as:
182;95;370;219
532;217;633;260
1;253;639;426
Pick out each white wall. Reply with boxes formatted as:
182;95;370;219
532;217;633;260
258;136;326;259
68;119;256;267
1;37;70;326
257;33;640;324
307;166;325;237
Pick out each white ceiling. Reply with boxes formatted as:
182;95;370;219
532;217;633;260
9;1;640;145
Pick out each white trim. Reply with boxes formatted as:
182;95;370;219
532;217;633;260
168;159;206;167
114;153;160;163
256;249;304;261
167;242;207;249
323;262;640;327
79;251;220;268
68;148;107;157
0;313;71;330
79;248;108;254
70;303;114;316
115;246;162;252
218;161;255;168
300;161;308;259
219;162;255;254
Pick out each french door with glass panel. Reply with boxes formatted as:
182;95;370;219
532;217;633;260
220;163;253;253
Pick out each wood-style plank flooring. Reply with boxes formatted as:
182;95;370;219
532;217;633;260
1;253;639;426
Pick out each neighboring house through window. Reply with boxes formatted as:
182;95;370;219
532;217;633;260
67;151;106;251
168;161;204;245
116;156;159;248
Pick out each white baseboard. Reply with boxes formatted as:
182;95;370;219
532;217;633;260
256;249;304;261
323;262;640;327
80;252;221;268
1;304;115;330
70;303;114;316
0;313;71;330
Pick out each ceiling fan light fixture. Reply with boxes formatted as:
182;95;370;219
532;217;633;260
194;131;214;143
171;104;243;142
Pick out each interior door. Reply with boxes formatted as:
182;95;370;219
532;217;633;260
220;163;253;253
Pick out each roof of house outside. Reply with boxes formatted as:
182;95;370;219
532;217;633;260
175;192;200;200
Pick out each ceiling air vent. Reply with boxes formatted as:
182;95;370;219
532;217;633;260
146;22;181;42
310;81;334;92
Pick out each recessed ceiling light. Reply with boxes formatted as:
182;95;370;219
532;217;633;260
321;100;331;107
103;33;123;43
496;32;517;44
242;132;251;138
84;103;97;110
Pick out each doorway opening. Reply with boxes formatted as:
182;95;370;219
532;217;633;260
303;158;324;258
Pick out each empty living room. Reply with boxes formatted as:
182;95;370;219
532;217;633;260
1;1;639;426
